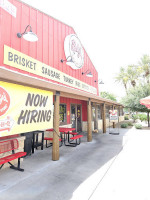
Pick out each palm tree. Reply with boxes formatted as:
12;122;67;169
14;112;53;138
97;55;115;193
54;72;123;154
139;55;150;83
126;65;141;87
100;91;117;101
115;67;129;94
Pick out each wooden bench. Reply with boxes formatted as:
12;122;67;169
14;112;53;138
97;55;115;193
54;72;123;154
65;135;83;147
0;139;27;172
44;137;62;148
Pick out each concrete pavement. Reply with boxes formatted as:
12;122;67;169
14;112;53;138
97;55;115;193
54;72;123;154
0;127;150;200
89;129;150;200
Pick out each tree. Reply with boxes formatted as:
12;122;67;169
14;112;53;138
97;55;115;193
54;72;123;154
115;67;129;94
139;54;150;83
100;91;117;102
121;83;150;127
126;65;141;87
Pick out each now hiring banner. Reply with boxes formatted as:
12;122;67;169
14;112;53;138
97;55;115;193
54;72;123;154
0;81;53;137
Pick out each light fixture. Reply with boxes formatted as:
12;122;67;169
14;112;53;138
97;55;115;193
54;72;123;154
94;79;104;84
17;25;38;42
60;56;78;69
60;56;72;63
82;70;93;77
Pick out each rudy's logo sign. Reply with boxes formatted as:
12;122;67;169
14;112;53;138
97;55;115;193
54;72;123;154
0;87;10;116
64;34;84;70
0;87;14;132
109;110;118;120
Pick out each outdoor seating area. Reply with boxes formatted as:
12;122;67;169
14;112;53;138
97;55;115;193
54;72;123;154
22;127;84;159
0;128;84;173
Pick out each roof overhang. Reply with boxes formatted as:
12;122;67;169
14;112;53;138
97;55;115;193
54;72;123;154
0;67;123;107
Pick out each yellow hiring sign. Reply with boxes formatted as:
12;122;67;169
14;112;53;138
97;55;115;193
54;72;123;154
4;45;97;95
0;81;53;137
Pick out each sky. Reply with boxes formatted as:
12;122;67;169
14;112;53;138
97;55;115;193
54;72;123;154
22;0;150;100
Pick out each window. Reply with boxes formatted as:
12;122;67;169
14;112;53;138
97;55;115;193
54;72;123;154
59;104;67;123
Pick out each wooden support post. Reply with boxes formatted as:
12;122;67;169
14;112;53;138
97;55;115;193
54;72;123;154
102;103;106;133
52;91;60;161
87;98;92;142
122;107;124;115
95;104;98;130
148;111;150;127
100;104;103;119
119;106;121;116
113;122;115;128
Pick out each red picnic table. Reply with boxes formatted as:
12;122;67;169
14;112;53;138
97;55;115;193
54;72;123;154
45;127;83;147
46;127;75;132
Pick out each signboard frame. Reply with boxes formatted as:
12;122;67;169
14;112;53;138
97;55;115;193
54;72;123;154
109;110;120;135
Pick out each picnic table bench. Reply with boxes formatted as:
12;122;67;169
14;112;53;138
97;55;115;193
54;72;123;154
44;137;62;148
65;134;83;147
0;139;27;172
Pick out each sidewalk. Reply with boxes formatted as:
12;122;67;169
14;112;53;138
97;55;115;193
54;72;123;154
89;129;150;200
0;127;150;200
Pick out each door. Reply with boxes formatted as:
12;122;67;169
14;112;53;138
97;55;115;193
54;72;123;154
77;105;82;131
71;104;82;132
71;105;76;128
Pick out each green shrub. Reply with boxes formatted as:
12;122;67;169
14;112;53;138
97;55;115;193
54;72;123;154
138;114;147;122
127;122;133;126
124;116;129;120
132;114;138;122
135;124;142;129
121;123;128;128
